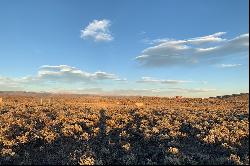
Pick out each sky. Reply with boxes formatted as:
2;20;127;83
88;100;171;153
0;0;249;97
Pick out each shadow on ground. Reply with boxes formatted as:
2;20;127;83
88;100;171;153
0;109;248;165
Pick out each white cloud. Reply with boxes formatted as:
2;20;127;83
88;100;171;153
38;65;125;83
187;32;227;45
113;78;128;82
92;71;116;80
136;77;192;84
144;32;227;45
80;19;113;42
0;65;126;91
107;89;162;96
0;76;23;90
50;88;104;95
136;33;249;67
136;77;160;83
168;87;217;93
218;64;242;68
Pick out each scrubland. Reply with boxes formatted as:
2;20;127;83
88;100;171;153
0;93;249;165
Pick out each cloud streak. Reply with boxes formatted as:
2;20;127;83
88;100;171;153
80;19;113;42
136;77;192;84
0;76;23;91
136;33;249;67
168;87;216;93
218;64;242;68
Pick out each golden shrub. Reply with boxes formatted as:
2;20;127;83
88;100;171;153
0;93;248;165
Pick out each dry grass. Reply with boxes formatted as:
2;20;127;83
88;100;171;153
0;93;249;165
0;97;2;106
135;102;144;107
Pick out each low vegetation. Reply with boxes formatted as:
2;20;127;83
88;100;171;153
0;93;249;165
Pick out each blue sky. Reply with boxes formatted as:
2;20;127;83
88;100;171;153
0;0;249;97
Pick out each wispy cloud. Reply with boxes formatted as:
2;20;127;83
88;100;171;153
143;32;227;45
0;76;23;91
168;87;217;93
218;64;242;68
136;77;192;84
48;88;163;96
80;19;113;42
113;78;128;82
136;33;249;67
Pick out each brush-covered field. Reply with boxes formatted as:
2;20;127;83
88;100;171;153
0;93;249;165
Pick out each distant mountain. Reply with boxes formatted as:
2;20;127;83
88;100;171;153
0;91;51;96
